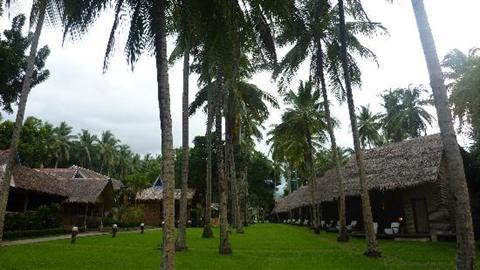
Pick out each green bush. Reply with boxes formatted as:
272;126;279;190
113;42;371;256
104;206;144;228
5;203;63;231
3;228;70;240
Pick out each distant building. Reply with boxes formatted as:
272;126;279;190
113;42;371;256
136;177;195;226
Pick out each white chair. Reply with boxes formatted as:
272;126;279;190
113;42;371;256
346;220;358;231
384;222;400;235
296;219;301;225
320;220;325;229
303;219;309;226
283;219;286;224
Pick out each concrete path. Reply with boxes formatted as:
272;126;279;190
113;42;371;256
2;228;161;247
1;231;107;246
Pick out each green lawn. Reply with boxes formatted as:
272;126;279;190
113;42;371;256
0;224;476;270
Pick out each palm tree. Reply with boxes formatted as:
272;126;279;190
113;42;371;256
52;121;74;168
381;86;433;142
0;0;50;243
269;81;327;233
96;130;119;175
411;0;476;268
63;0;178;265
274;0;383;241
191;73;278;233
169;0;198;251
75;129;97;168
442;48;480;135
357;105;383;149
337;0;381;257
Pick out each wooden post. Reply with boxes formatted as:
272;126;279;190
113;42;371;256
99;204;104;232
83;204;88;231
23;191;29;212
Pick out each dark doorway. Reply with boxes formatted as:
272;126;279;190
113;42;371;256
412;199;429;233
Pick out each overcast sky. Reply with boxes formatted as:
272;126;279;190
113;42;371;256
1;1;479;157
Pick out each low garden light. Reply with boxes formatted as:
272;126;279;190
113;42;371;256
112;224;118;237
71;226;79;244
140;223;145;234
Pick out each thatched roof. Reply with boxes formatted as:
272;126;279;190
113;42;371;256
136;187;195;201
64;179;114;203
272;134;445;213
39;165;123;190
0;151;115;204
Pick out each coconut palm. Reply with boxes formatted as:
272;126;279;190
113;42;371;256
411;0;476;267
190;73;278;234
357;105;383;149
169;0;200;251
0;0;55;243
337;0;381;257
442;48;480;137
274;0;383;241
381;86;433;142
52;121;74;168
62;0;178;265
96;130;119;175
75;129;97;168
268;81;327;233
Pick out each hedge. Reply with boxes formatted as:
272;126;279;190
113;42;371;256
3;228;70;241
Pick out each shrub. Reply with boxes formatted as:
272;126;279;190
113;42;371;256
3;228;70;241
4;203;63;231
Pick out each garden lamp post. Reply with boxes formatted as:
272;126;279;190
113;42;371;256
71;226;79;244
112;224;118;237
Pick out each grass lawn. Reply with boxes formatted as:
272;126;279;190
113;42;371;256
0;224;477;270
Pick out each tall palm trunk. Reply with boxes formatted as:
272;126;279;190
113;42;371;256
217;78;232;255
225;110;240;232
202;86;214;238
337;0;380;257
286;165;292;220
176;44;190;251
305;128;319;233
153;1;175;268
411;1;476;268
233;124;244;233
0;1;46;244
316;42;348;241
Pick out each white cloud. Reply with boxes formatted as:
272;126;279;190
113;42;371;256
1;0;479;155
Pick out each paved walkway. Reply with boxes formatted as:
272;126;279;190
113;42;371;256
1;231;107;246
2;228;161;246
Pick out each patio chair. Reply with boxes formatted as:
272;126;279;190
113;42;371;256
320;220;325;229
295;219;301;225
384;222;400;235
303;219;309;226
346;220;358;231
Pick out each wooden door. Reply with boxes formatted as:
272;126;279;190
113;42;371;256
412;199;429;233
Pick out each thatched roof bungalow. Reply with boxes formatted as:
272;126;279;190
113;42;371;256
272;134;477;236
135;177;196;226
0;150;117;229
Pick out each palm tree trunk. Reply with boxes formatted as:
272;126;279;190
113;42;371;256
305;129;319;234
216;78;232;255
287;166;292;220
244;170;250;225
0;1;46;244
176;44;190;251
202;85;214;238
153;1;175;268
316;42;348;241
337;0;380;257
411;1;476;268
